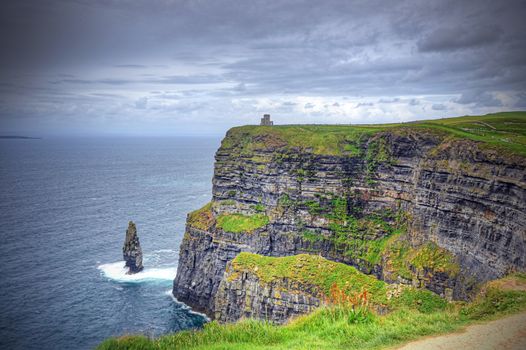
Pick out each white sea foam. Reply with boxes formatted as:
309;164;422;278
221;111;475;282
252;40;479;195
98;261;176;283
164;290;210;321
153;249;175;253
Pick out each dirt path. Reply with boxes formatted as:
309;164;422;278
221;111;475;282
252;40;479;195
395;312;526;350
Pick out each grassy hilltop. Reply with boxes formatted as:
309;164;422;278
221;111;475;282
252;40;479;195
221;111;526;157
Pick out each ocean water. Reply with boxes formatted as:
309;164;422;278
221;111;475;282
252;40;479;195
0;137;221;350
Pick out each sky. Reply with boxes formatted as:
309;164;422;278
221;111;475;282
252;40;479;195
0;0;525;136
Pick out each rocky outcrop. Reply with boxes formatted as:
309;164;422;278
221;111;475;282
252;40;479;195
123;221;143;274
173;123;526;321
212;252;394;324
214;263;322;323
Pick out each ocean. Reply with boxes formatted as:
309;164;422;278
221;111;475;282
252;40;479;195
0;137;221;350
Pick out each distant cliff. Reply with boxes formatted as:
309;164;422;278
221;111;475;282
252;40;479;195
173;112;526;322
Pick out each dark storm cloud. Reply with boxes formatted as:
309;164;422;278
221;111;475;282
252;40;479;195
114;64;148;69
515;93;526;107
417;25;502;52
54;74;226;86
0;0;525;135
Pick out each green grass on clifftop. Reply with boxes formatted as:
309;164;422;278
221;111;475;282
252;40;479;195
216;213;269;233
187;202;214;230
220;111;526;157
410;111;526;157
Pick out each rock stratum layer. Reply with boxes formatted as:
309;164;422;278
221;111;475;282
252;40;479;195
173;113;526;322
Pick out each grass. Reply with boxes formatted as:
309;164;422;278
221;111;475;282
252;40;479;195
97;273;526;350
410;242;460;276
216;213;269;233
220;111;526;157
229;253;388;304
229;253;447;313
284;194;459;279
415;111;526;156
382;235;413;280
187;202;214;230
187;203;269;234
221;124;381;156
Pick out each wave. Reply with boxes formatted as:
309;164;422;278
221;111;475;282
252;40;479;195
153;249;176;253
164;290;210;321
98;261;176;283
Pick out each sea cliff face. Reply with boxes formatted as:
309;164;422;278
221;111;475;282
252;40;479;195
213;260;323;324
173;116;526;322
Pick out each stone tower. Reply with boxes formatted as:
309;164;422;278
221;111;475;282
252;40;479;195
260;114;273;126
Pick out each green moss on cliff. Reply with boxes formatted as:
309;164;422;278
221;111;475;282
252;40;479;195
302;229;323;243
216;213;269;233
230;253;387;303
229;253;447;314
383;235;413;280
410;242;460;276
383;238;461;285
187;202;214;230
307;195;403;268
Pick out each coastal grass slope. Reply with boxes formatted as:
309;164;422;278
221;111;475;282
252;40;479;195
98;272;526;350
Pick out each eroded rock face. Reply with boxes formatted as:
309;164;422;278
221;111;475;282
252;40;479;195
123;221;143;274
173;127;526;321
214;262;322;324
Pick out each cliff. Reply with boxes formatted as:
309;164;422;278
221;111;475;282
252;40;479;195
173;112;526;322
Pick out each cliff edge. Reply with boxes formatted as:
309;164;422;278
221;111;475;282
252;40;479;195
172;112;526;322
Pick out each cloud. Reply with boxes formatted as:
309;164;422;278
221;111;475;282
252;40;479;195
515;92;526;107
55;74;226;86
1;0;525;135
454;91;503;107
418;25;502;52
379;98;401;104
134;97;148;109
356;102;374;108
114;64;148;68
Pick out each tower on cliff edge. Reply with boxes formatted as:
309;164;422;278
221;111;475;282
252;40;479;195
260;114;273;126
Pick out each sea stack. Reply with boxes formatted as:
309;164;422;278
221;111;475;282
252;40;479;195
122;221;143;274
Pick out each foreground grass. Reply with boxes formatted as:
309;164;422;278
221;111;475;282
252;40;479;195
98;274;526;350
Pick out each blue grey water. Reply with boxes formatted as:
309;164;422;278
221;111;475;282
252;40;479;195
0;137;221;350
